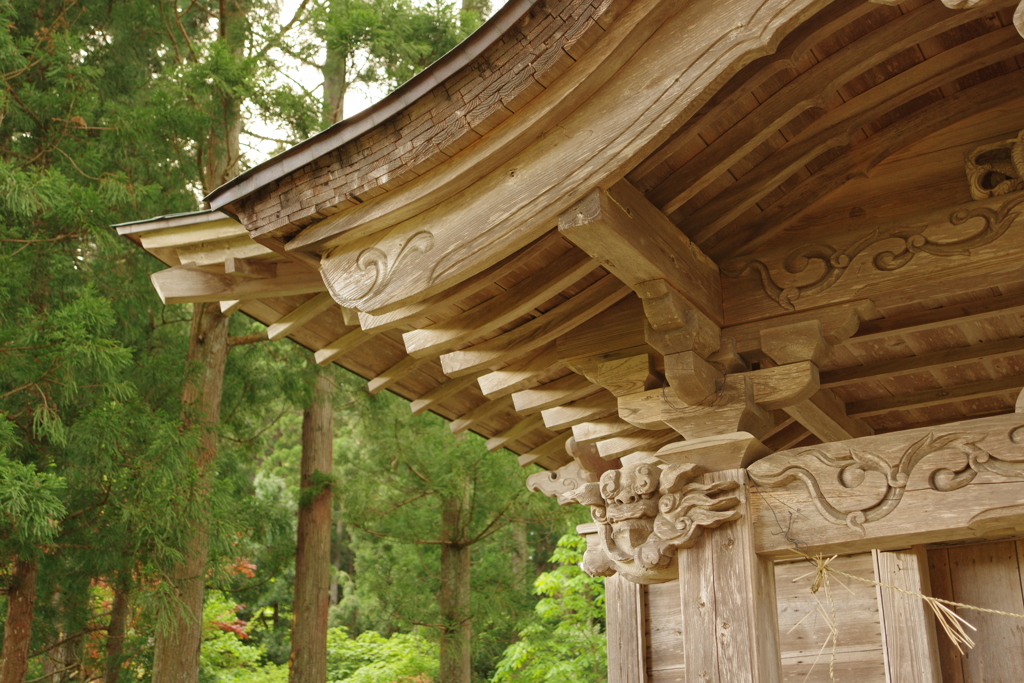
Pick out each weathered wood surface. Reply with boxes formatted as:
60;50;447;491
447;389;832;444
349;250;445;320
749;412;1024;556
723;192;1024;325
928;541;1024;683
267;292;335;341
775;553;884;683
316;0;831;314
677;469;780;683
151;262;326;304
607;573;648;683
401;249;595;358
440;276;629;377
874;547;942;683
559;181;722;323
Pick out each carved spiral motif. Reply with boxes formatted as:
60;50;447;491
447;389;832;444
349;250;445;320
722;193;1024;311
749;429;1024;534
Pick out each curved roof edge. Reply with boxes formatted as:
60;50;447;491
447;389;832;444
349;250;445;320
206;0;539;211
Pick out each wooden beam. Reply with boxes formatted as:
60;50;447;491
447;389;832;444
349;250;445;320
476;343;561;398
440;275;629;377
314;329;373;366
784;388;873;442
409;373;482;415
137;217;245;251
852;291;1024;342
219;300;244;315
572;416;641;445
724;300;876;359
485;414;546;452
541;391;617;431
821;336;1024;388
847;373;1024;418
402;249;595;357
693;24;1024;246
449;395;514;435
517;432;572;469
874;547;943;683
595;429;677;460
559;180;722;324
618;362;820;430
225;256;276;279
151;262;326;304
367;354;430;394
647;0;997;217
511;373;601;415
749;412;1024;556
356;232;569;332
267;292;336;341
714;66;1024;263
311;0;825;314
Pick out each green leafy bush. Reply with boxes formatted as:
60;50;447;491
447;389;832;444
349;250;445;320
492;534;606;683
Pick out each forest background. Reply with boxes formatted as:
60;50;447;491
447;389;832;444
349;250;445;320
0;0;607;682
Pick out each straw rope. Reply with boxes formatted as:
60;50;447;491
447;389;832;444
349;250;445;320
786;550;1024;682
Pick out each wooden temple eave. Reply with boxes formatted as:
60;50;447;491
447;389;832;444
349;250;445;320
120;0;1024;678
120;0;1024;475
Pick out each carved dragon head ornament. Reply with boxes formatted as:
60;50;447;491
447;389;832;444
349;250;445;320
566;461;742;583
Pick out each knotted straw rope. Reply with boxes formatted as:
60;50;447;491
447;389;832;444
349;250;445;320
788;551;1024;683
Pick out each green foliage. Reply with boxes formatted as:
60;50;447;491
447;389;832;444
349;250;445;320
492;534;607;683
327;627;438;683
0;421;65;554
200;592;289;683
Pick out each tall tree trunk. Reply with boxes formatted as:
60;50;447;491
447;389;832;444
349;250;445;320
289;371;334;683
151;303;229;683
438;488;472;683
321;34;346;127
511;521;528;589
201;0;246;195
103;580;131;683
329;517;343;607
0;558;39;683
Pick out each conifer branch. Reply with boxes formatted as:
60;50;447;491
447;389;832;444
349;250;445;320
228;333;269;348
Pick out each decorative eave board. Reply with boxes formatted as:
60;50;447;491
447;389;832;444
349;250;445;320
126;0;1024;473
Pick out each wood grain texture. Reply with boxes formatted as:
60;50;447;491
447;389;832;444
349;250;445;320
559;181;722;323
874;547;942;683
606;575;648;683
440;275;630;377
677;469;781;683
316;0;831;314
151;262;326;304
749;412;1024;556
776;553;884;683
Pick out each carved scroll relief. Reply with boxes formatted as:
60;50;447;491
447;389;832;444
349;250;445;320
529;459;742;583
966;129;1024;201
722;192;1024;311
748;423;1024;535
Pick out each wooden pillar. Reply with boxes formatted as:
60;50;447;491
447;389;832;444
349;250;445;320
677;469;781;683
606;574;647;683
874;547;942;683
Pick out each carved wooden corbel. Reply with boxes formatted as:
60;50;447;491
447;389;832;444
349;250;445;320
965;129;1024;200
570;460;742;583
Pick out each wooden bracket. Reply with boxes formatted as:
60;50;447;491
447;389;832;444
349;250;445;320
558;180;723;324
619;375;773;440
225;256;277;280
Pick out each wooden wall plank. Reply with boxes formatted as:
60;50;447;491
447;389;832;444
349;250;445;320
776;553;885;683
874;547;942;683
606;574;648;683
944;541;1024;683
